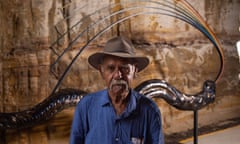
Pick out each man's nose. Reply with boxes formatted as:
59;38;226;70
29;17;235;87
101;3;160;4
113;67;123;79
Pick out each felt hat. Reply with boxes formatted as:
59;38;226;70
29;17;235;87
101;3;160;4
88;36;149;72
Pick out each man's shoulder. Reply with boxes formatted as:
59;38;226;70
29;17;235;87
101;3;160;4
86;89;107;97
132;90;160;111
78;89;107;104
132;90;153;103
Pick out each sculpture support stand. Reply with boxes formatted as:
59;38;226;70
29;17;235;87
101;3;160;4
0;129;6;144
194;110;198;144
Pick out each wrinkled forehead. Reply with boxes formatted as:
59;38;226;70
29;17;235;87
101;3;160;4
101;55;134;65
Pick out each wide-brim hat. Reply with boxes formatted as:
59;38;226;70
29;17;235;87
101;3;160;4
88;36;149;72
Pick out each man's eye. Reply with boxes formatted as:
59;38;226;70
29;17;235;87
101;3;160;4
120;65;130;73
107;65;115;72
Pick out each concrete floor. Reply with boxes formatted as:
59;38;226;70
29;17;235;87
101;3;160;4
179;125;240;144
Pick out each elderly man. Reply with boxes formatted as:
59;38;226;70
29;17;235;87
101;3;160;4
70;36;164;144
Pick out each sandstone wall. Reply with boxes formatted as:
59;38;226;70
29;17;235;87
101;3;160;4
0;0;239;143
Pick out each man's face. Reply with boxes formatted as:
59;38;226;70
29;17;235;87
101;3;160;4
99;55;137;96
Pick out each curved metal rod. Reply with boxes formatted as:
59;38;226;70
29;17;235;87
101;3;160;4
50;2;224;94
50;2;122;55
50;1;205;67
50;3;193;68
175;0;225;83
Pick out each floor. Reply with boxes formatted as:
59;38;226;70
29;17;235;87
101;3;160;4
179;125;240;144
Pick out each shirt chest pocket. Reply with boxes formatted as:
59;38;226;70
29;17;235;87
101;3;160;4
130;121;144;136
130;124;144;144
130;137;144;144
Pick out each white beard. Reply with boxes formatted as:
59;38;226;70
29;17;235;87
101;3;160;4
109;79;129;103
109;79;129;92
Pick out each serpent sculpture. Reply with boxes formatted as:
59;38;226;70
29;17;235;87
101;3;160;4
0;79;215;130
0;0;223;134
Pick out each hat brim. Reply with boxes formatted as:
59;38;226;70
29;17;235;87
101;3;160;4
88;52;149;72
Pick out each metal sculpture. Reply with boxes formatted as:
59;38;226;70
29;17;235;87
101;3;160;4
0;0;224;144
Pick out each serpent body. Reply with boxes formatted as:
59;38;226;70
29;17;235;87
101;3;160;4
0;79;215;129
0;89;87;129
135;79;215;110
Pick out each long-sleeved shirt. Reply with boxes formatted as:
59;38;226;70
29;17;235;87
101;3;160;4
70;89;164;144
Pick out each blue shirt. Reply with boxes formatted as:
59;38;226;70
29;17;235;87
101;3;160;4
70;89;164;144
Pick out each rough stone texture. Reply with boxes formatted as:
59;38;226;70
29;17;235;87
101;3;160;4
0;0;239;143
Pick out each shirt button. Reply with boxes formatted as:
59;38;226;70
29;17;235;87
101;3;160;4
115;137;119;141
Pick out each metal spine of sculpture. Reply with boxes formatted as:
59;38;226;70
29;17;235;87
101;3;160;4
0;79;215;129
0;0;223;130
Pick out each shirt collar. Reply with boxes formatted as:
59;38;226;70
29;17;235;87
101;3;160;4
121;89;139;118
100;89;140;118
100;89;111;106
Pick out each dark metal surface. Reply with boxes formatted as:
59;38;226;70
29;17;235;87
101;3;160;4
0;89;87;129
135;79;215;110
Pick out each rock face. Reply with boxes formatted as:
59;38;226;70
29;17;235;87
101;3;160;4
0;0;239;143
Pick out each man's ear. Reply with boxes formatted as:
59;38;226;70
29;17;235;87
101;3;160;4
134;66;139;78
98;65;104;78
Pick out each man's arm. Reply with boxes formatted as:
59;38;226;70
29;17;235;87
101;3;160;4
70;102;87;144
149;106;165;144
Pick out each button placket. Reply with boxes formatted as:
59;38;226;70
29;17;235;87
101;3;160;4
115;120;121;143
